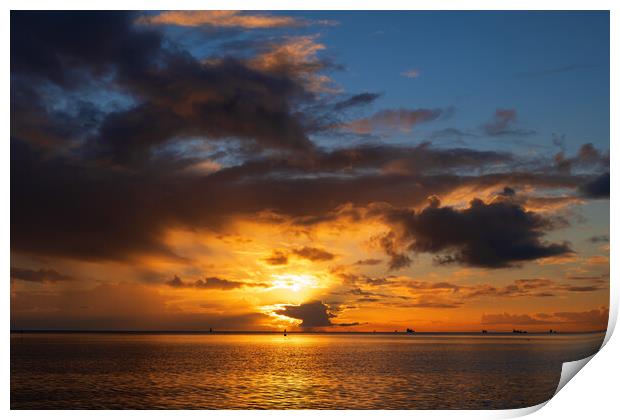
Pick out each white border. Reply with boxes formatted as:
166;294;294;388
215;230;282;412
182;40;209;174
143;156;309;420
3;1;617;419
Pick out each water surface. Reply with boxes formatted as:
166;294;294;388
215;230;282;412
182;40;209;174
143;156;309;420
10;332;604;409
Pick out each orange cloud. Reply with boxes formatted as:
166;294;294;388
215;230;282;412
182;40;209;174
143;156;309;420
248;35;337;93
344;108;444;135
586;255;609;265
136;11;301;29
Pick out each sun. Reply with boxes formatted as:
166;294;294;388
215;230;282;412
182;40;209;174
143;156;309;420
270;273;319;292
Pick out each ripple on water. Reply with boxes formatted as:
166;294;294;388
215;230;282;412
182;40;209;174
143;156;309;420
10;333;604;409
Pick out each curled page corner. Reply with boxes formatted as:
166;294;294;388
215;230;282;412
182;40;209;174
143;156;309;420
554;354;596;396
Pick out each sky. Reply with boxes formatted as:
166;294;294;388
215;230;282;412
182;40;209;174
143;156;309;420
10;11;609;332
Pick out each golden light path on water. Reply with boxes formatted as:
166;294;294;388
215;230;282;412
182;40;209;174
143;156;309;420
10;332;606;409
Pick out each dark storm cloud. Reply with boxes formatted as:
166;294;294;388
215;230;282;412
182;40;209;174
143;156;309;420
11;11;162;88
375;197;573;268
166;275;269;290
10;12;605;266
579;173;610;198
10;267;73;284
482;109;535;137
11;11;317;168
11;140;185;261
275;301;334;327
91;56;315;166
11;136;587;262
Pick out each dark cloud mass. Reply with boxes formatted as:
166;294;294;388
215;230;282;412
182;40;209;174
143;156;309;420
579;173;610;198
9;11;604;270
275;301;335;327
377;198;573;268
263;251;289;266
11;267;73;283
333;92;381;111
166;275;268;290
292;246;335;261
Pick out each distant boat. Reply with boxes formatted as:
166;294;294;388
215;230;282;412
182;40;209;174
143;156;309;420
512;329;527;334
549;329;558;334
481;330;488;334
283;329;287;337
406;328;415;334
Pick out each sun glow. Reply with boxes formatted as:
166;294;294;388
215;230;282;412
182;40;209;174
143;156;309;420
270;273;319;292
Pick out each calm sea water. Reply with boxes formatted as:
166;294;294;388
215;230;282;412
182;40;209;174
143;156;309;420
10;332;604;409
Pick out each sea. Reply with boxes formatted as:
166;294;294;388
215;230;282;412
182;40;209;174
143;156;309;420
10;331;605;409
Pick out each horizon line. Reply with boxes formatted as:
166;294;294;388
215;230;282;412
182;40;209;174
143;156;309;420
10;329;607;335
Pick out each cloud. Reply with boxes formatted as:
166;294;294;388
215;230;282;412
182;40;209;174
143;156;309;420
336;272;393;287
588;235;609;243
11;11;162;88
579;173;610;198
9;12;605;268
400;69;420;78
333;93;381;111
482;109;535;137
12;11;319;169
166;275;268;290
354;258;383;266
555;143;609;174
12;137;587;263
379;232;412;270
261;246;335;265
400;300;462;309
405;280;461;292
247;35;337;93
481;307;608;330
554;308;609;325
263;251;289;266
136;11;304;29
375;197;573;268
585;256;609;265
292;246;335;262
10;267;73;283
463;278;603;299
481;312;548;325
11;282;271;330
275;301;334;327
344;108;445;134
